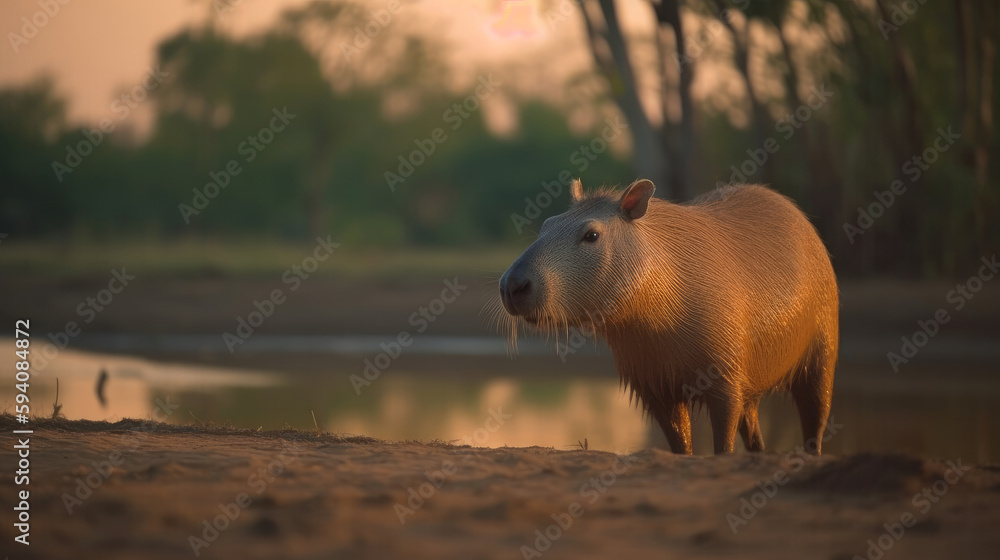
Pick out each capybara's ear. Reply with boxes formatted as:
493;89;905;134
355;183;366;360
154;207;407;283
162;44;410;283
619;179;655;220
570;178;583;203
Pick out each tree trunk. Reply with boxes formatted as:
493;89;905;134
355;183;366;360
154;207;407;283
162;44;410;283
711;0;772;185
577;0;673;198
652;0;693;200
973;0;995;256
877;0;925;275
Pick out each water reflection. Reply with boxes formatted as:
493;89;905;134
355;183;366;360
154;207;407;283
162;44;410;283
0;340;277;424
332;376;648;452
2;338;996;462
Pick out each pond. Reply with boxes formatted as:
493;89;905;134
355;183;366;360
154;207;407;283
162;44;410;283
3;336;997;462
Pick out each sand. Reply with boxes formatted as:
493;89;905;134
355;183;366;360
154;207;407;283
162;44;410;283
2;416;999;560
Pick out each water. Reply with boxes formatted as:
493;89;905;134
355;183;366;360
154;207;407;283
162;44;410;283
3;336;997;462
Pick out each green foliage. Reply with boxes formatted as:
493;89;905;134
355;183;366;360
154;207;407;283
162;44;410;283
0;25;628;248
0;0;995;277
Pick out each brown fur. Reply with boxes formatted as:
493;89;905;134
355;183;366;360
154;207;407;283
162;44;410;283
495;179;839;454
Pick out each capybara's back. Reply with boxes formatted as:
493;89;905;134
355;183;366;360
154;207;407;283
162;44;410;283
499;179;838;454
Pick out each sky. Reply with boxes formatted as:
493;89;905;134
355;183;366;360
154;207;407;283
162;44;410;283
1;1;596;126
1;0;825;137
2;0;311;130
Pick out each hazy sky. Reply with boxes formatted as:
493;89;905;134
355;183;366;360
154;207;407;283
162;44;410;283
2;0;312;124
1;1;598;124
2;0;813;135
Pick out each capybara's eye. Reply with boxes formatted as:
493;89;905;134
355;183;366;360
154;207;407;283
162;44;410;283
583;230;600;243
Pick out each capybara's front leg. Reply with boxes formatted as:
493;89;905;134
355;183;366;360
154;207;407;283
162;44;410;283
651;400;693;454
738;398;765;452
708;391;742;454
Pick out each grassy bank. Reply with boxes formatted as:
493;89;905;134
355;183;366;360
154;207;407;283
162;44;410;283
0;238;522;279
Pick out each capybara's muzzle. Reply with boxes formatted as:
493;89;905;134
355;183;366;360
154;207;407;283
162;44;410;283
499;263;533;317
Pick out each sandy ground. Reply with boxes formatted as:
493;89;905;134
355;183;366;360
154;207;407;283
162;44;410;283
2;416;999;560
3;268;998;558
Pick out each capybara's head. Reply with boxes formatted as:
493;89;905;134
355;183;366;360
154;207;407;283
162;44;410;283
498;179;657;332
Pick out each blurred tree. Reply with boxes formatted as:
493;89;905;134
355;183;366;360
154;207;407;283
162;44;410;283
652;0;695;198
573;0;998;276
0;77;70;234
0;0;995;276
955;0;995;259
151;28;375;238
577;0;680;199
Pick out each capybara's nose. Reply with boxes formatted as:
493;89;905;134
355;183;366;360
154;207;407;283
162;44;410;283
508;276;531;299
499;270;532;315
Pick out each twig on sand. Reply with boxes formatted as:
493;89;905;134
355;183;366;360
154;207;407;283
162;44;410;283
311;410;320;431
95;368;108;407
51;377;63;419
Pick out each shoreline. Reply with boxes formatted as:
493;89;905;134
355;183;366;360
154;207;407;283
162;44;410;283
2;416;999;559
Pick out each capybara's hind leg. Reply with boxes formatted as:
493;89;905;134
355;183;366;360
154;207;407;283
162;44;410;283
738;399;764;452
650;400;693;455
791;344;835;455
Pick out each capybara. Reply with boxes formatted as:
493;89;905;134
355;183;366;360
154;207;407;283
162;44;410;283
497;179;838;454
